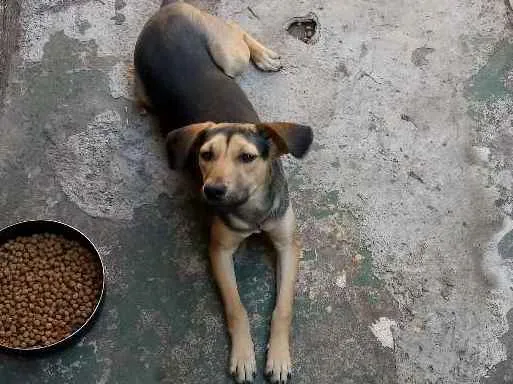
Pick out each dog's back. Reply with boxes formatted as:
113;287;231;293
134;5;313;383
134;3;259;133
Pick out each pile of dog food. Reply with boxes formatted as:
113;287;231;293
0;234;102;349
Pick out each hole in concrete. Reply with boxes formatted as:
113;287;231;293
285;13;319;44
506;0;513;27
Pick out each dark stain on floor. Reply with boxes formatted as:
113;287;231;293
480;309;513;384
0;0;22;112
411;47;435;67
35;0;98;14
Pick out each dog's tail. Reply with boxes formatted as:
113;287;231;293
161;0;184;7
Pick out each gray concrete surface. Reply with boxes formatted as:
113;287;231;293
1;0;513;383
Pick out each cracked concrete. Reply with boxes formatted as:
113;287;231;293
1;0;513;383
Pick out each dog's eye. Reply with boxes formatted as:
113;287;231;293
240;153;257;163
200;150;214;161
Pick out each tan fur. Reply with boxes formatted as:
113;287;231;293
138;4;304;383
127;63;152;114
134;2;281;110
165;119;308;382
211;205;299;383
199;132;269;203
210;217;257;382
200;8;282;77
134;3;282;105
134;71;152;113
260;206;298;382
196;123;298;382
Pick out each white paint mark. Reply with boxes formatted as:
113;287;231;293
497;170;513;191
97;362;112;384
87;340;98;354
481;215;513;289
471;145;491;165
353;253;363;264
369;317;396;349
97;246;112;257
335;270;347;288
27;166;42;179
108;61;131;99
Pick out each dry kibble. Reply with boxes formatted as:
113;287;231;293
0;234;102;349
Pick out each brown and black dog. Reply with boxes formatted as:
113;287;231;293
134;1;313;383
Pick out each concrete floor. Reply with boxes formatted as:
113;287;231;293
1;0;513;383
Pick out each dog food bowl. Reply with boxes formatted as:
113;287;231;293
0;220;105;354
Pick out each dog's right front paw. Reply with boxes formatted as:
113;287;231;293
230;334;256;383
253;49;282;72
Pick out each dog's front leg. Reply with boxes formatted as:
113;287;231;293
265;205;299;383
210;217;255;383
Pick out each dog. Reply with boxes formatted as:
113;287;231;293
134;1;313;383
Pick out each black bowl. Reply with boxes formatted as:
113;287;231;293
0;220;105;354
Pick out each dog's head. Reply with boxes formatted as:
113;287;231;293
166;122;313;206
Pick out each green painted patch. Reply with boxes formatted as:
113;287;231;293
301;248;318;262
367;292;379;305
312;207;334;219
326;190;339;205
467;40;513;102
498;230;513;259
352;247;381;288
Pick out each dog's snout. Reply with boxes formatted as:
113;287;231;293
203;184;227;200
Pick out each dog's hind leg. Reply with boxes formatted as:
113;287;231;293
237;24;282;72
128;63;153;114
202;12;282;77
134;72;153;115
205;23;251;78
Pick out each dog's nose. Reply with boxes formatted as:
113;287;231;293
203;184;227;200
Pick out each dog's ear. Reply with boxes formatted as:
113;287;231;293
166;122;215;169
257;122;313;158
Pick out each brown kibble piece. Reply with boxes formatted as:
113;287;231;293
0;233;101;349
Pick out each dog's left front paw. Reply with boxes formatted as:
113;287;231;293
265;339;292;383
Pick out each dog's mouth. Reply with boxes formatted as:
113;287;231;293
202;191;249;208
